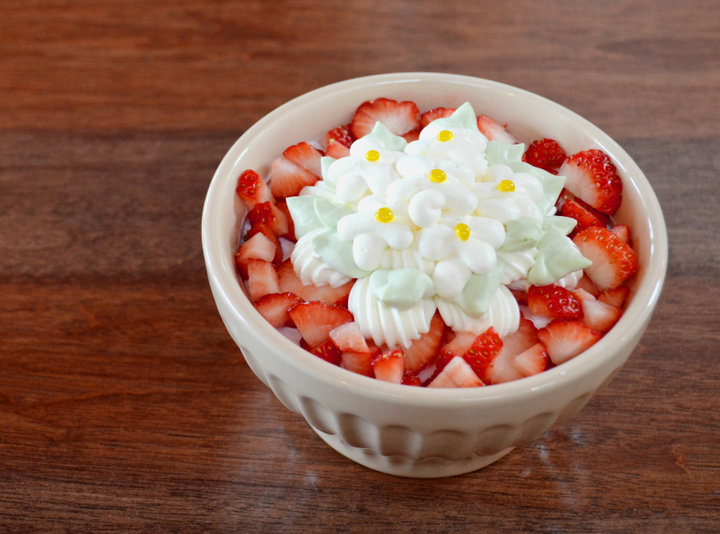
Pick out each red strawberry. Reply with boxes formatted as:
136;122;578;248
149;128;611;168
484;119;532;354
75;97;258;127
559;149;623;215
245;259;280;302
276;259;354;306
350;97;420;139
235;232;277;277
512;343;549;377
247;201;290;237
254;291;302;327
236;169;273;210
311;338;342;365
288;301;354;348
436;330;477;370
598;285;630;308
269;155;320;199
372;349;405;383
527;284;584;320
523;138;567;173
485;316;538;384
283;141;323;177
402;374;423;387
537;320;602;365
463;327;503;380
341;348;379;377
245;223;282;264
402;129;420;143
573;288;623;333
325;141;351;159
324;124;354;149
427;356;483;388
329;321;370;353
610;223;631;244
575;274;600;297
558;192;609;234
419;107;456;128
403;312;445;373
573;226;638;290
476;114;519;144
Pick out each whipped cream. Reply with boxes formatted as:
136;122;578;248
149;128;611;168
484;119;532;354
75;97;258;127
287;103;591;348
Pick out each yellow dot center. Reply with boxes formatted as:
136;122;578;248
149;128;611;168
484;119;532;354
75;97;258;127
437;130;454;142
365;149;380;162
428;168;447;183
375;207;394;224
498;179;516;192
455;223;471;241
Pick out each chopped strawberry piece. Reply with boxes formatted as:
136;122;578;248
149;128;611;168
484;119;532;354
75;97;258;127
325;140;351;159
537;320;602;365
485;316;538;384
559;149;623;215
372;349;405;383
274;200;295;242
311;338;342;365
512;343;549;377
437;330;477;364
573;288;623;333
575;274;600;297
236;169;273;210
527;284;584;320
341;348;379;377
329;321;369;353
402;129;420;143
598;285;630;308
463;327;503;380
501;315;540;355
254;291;302;327
276;260;354;306
283;141;323;177
350;97;420;139
419;107;456;128
476;114;519;144
523;138;567;173
235;232;277;277
269;155;320;199
558;193;609;234
428;356;483;388
288;301;353;348
610;223;631;244
403;312;445;373
573;226;638;290
247;201;290;237
324;124;354;149
245;223;282;264
246;259;280;302
402;374;423;387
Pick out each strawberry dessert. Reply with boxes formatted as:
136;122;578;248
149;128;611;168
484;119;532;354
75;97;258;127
232;98;638;388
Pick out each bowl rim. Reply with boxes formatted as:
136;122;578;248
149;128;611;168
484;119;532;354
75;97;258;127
202;72;668;407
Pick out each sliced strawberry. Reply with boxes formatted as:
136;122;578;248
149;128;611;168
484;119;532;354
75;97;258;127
269;155;320;199
254;291;302;327
522;138;567;173
559;194;609;235
437;330;477;364
573;226;639;290
402;374;423;387
573;288;623;333
476;114;519;144
325;141;351;159
575;274;600;297
485;316;538;384
512;343;549;377
598;285;630;308
372;349;405;383
537;320;602;365
324;123;354;149
236;169;273;210
341;347;379;377
276;259;354;306
402;129;420;143
463;327;503;380
350;97;420;139
288;301;353;348
403;312;445;373
427;356;483;388
247;201;290;237
311;338;342;365
419;107;456;128
283;141;323;177
502;315;540;355
527;284;583;320
329;321;370;353
274;200;295;242
559;149;623;215
235;232;277;277
245;223;282;264
610;223;631;244
246;259;280;302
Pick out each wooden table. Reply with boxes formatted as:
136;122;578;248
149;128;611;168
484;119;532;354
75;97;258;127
1;1;718;531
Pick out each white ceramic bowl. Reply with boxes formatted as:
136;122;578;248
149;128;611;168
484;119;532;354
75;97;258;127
202;73;667;478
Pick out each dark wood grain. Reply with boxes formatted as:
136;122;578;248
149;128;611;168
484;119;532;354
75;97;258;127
1;0;718;532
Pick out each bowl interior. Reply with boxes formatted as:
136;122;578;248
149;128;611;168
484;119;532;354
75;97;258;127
202;72;667;403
